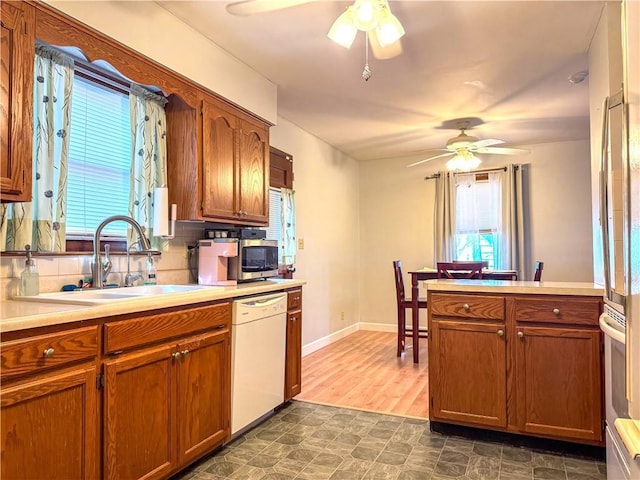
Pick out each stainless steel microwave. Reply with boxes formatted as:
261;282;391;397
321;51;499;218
228;238;279;282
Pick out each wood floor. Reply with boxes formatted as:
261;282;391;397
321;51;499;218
296;330;429;418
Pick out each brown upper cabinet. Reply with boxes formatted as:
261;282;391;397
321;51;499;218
2;1;271;226
179;95;269;225
0;1;35;203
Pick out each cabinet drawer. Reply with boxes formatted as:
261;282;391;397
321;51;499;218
104;302;231;354
514;297;601;326
287;289;302;311
1;325;98;380
430;294;504;320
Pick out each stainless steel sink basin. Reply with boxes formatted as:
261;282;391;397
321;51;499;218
14;284;218;305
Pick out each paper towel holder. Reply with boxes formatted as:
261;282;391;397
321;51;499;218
153;185;177;239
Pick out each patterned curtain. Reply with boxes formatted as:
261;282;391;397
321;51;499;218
0;44;74;252
280;188;296;265
128;84;168;251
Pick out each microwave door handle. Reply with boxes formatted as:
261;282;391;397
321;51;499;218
600;96;612;302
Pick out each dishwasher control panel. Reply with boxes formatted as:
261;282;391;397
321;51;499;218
233;293;288;324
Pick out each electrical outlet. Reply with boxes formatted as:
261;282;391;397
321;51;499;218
298;238;305;250
341;311;345;321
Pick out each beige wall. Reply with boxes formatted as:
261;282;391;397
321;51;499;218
359;140;594;328
270;118;361;351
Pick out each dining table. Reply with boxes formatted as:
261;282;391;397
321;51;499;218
406;266;519;363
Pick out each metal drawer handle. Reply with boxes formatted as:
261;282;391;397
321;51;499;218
553;308;560;316
463;303;470;311
497;330;504;337
517;331;524;339
43;347;55;358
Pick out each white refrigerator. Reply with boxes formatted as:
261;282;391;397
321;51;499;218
591;1;640;478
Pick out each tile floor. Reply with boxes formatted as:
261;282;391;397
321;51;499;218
173;401;607;480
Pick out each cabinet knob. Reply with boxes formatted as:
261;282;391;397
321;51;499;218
182;349;190;356
552;308;560;316
172;352;182;360
463;303;470;311
517;331;524;338
43;347;55;358
497;330;504;337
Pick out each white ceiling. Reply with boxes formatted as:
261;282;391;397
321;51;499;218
156;0;604;164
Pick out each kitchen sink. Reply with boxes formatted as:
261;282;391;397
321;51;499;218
13;284;219;305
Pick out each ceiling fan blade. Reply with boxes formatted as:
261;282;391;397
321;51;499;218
476;146;529;155
369;29;403;60
226;0;314;16
407;152;455;168
472;138;504;148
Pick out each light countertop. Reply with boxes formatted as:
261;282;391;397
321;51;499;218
424;280;603;296
1;279;306;333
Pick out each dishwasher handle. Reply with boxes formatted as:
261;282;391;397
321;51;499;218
240;295;286;308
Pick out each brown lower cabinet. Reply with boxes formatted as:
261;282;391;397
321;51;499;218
1;300;234;480
285;288;303;401
0;325;100;479
104;329;229;480
428;291;604;446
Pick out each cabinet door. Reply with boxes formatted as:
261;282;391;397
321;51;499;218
201;98;238;220
1;366;98;479
238;118;268;224
515;325;603;442
0;1;34;202
285;310;302;401
104;344;175;480
430;320;507;428
176;329;230;465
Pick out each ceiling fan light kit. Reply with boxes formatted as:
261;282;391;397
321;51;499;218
407;118;529;170
328;0;405;47
328;0;405;80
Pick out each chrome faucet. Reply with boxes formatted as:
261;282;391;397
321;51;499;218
92;215;152;289
124;244;144;287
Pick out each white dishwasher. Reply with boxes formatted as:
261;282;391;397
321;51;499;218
231;292;287;435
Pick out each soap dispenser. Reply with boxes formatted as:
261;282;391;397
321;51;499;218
21;244;39;296
145;253;157;285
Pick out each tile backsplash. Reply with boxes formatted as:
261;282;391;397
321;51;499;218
0;222;207;300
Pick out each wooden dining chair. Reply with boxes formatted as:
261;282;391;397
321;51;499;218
393;261;428;357
436;261;484;279
533;261;544;281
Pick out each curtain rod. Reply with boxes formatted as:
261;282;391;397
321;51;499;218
424;165;515;180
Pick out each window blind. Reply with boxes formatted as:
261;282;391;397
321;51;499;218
66;76;131;237
264;188;282;243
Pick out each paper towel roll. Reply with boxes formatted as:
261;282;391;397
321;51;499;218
153;187;169;236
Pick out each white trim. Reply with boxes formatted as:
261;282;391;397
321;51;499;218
301;323;359;357
302;322;428;357
358;322;396;332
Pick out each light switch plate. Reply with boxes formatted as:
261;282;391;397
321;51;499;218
298;238;304;250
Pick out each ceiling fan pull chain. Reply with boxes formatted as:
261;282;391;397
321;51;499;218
362;32;372;81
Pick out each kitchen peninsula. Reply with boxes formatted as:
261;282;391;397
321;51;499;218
426;279;604;446
1;279;305;480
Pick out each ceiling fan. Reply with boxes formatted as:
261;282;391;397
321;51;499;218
407;120;528;168
225;0;403;60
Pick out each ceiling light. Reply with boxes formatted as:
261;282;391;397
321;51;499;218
376;2;405;47
328;0;405;81
327;7;358;48
446;149;482;171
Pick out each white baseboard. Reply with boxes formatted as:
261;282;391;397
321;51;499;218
301;323;359;357
301;321;426;357
358;322;396;332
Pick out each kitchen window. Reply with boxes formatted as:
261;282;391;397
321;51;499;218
66;73;131;239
